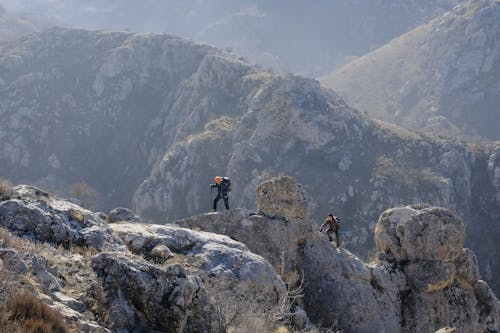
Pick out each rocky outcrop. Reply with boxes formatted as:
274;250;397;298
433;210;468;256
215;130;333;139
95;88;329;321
92;253;211;333
0;184;297;332
0;185;123;250
177;176;500;333
375;204;500;333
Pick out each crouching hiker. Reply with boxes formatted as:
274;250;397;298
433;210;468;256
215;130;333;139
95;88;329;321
210;176;231;211
319;213;341;247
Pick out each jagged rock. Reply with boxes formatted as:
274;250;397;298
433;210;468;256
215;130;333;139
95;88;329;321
0;248;28;274
177;176;401;332
0;185;123;250
148;244;174;263
256;175;310;220
92;252;210;333
375;205;500;333
455;248;481;287
375;205;465;262
108;207;142;223
474;280;500;332
403;261;456;293
108;222;289;331
31;255;63;292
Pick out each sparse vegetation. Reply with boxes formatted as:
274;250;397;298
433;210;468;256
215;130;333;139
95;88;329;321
0;293;70;333
70;181;98;209
0;178;13;200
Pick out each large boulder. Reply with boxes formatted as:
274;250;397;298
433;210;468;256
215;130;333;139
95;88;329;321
108;222;289;332
374;205;500;333
92;252;210;333
256;175;310;220
374;204;465;262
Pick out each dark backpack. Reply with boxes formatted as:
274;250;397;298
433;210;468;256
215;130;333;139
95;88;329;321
223;177;232;192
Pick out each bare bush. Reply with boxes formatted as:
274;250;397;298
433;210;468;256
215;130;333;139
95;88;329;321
70;181;98;209
0;179;13;200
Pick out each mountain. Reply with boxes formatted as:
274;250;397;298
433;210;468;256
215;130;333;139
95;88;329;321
321;0;500;141
3;0;460;76
1;27;500;296
0;4;51;41
0;177;498;332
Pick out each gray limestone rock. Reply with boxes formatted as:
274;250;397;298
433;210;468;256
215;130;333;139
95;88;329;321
375;205;465;262
0;185;123;250
256;175;310;220
108;221;289;331
455;248;481;286
108;207;142;223
92;252;210;333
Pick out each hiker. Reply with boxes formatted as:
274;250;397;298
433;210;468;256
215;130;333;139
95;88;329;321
210;176;231;211
319;213;340;247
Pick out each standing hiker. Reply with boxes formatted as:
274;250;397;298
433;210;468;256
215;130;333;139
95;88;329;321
319;213;341;247
210;176;231;211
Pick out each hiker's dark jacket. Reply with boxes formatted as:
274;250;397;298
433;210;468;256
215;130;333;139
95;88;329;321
320;216;339;232
210;180;230;197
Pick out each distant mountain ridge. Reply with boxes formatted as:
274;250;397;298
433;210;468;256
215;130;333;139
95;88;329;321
1;27;500;296
0;4;51;41
3;0;461;76
321;0;500;141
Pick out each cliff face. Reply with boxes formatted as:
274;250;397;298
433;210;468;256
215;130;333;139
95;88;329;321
1;27;500;295
321;0;500;141
0;178;498;333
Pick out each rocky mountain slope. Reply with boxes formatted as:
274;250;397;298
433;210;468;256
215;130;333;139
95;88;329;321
0;177;498;332
1;27;500;296
3;0;460;76
321;0;500;141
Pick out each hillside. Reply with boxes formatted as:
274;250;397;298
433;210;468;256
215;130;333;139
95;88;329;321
0;177;498;332
1;27;500;296
321;0;500;141
3;0;460;76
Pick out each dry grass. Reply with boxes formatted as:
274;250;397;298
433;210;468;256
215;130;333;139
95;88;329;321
0;293;70;333
0;178;13;200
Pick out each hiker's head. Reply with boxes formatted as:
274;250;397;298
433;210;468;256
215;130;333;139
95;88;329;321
327;213;334;220
215;176;223;184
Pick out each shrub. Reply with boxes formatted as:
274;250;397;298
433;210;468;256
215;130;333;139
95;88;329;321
1;293;70;333
0;179;13;200
70;181;98;209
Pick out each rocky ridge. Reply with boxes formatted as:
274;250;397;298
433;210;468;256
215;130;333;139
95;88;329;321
1;27;500;296
3;0;460;76
0;183;295;332
0;177;498;333
177;176;500;333
321;0;500;141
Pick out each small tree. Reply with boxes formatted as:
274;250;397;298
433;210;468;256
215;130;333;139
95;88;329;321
70;181;98;209
0;179;13;201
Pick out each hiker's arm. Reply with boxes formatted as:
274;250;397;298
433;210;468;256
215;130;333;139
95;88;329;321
210;184;217;189
319;220;327;231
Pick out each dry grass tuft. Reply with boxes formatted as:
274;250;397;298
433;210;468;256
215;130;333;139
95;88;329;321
0;293;70;333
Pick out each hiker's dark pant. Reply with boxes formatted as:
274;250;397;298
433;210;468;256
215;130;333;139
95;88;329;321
213;195;229;211
327;229;340;247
